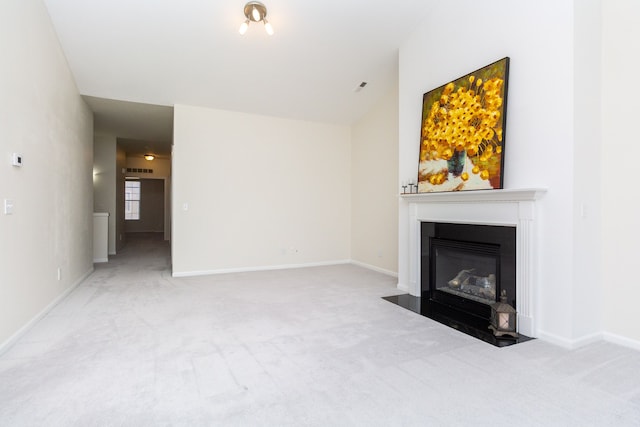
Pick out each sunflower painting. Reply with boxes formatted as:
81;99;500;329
418;57;509;193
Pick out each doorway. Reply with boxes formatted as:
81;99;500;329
125;178;165;235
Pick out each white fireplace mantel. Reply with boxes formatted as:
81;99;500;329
401;188;547;337
400;188;547;204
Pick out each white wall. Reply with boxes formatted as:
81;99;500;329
351;86;399;275
0;0;94;347
172;105;351;276
602;0;640;344
93;134;117;254
572;0;603;343
399;0;587;344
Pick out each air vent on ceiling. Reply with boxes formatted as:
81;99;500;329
354;81;368;92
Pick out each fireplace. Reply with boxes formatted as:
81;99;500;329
422;222;516;326
384;188;546;344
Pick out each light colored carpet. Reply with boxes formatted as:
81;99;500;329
1;233;639;426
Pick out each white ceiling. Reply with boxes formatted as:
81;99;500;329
43;0;432;147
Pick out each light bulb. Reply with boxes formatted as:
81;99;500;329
251;6;261;22
264;20;274;35
239;20;249;35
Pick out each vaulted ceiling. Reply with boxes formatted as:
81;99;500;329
43;0;432;148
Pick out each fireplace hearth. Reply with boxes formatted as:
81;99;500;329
383;293;532;346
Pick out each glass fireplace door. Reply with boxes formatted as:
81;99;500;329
431;238;500;306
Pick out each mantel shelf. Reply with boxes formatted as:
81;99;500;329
400;188;547;203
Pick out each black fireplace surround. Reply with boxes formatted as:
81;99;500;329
422;222;516;319
384;221;532;346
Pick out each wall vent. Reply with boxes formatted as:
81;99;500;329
126;168;154;174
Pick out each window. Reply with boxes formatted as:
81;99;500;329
125;180;140;220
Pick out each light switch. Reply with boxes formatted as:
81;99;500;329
4;199;14;215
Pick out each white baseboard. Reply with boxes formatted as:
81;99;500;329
570;332;605;348
536;329;640;351
349;260;398;278
534;333;574;349
173;260;401;279
0;267;94;356
396;282;410;292
602;331;640;352
172;260;351;278
536;330;603;349
93;257;108;263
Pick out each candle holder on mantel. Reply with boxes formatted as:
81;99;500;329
489;290;518;338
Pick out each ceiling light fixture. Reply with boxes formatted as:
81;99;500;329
144;154;155;161
239;2;274;36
